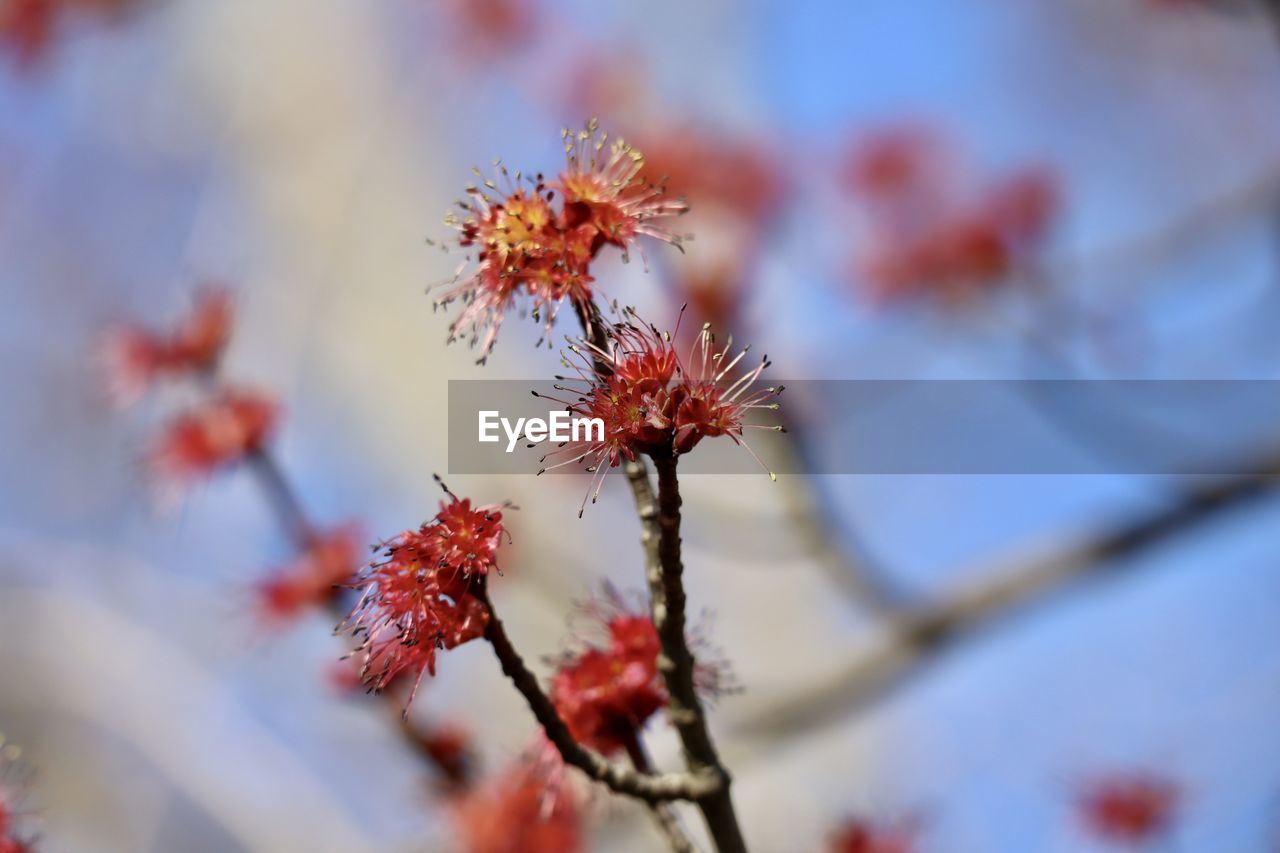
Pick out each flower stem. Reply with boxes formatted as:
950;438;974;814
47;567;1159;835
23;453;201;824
650;451;748;853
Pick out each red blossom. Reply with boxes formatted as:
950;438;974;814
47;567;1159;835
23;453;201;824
343;488;507;709
256;523;362;624
1078;773;1180;845
829;818;918;853
434;121;685;362
539;310;781;513
842;124;1059;304
550;634;665;755
548;588;730;755
556;119;687;261
451;761;584;853
103;288;234;404
149;388;277;484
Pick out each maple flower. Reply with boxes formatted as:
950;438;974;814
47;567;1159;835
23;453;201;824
829;817;918;853
103;288;234;404
433;121;685;362
451;761;584;853
548;587;729;755
343;487;507;708
149;388;277;484
843;125;1059;304
555;118;687;262
255;523;362;624
0;734;33;853
1077;773;1180;845
539;310;781;513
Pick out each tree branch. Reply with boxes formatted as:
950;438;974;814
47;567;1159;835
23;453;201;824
624;732;699;853
733;463;1280;740
474;582;721;803
650;452;748;853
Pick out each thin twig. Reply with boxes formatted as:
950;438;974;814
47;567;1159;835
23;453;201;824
650;452;748;853
474;581;720;803
733;461;1280;740
624;732;700;853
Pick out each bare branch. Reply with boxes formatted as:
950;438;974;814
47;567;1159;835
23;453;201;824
734;463;1280;740
624;732;700;853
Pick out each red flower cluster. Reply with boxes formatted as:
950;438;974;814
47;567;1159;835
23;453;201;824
149;388;277;484
0;736;33;853
541;311;781;513
829;818;918;853
1078;773;1180;845
549;605;666;755
256;523;363;624
842;125;1058;304
451;761;584;853
1;0;133;68
103;289;233;404
435;120;686;362
345;489;507;707
547;589;731;754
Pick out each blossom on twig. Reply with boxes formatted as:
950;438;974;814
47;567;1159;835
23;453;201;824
548;587;729;755
343;483;509;709
149;388;277;485
256;523;363;624
538;309;782;513
434;120;686;362
102;288;233;404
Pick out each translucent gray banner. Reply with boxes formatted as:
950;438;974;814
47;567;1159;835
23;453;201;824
446;380;1280;475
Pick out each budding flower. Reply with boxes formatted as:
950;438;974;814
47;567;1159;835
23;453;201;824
149;388;278;485
343;485;508;709
539;310;781;513
1077;773;1180;846
433;121;685;362
255;523;362;624
102;288;233;404
549;587;729;755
